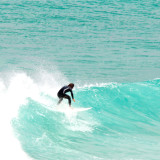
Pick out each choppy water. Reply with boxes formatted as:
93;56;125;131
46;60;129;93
0;0;160;159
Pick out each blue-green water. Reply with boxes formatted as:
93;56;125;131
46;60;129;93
0;0;160;159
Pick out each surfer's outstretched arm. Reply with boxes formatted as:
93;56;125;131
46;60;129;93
70;89;75;102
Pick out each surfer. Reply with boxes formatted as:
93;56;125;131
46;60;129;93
57;83;75;107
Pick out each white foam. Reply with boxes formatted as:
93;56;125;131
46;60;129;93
0;70;68;160
76;82;118;89
50;104;94;132
0;76;31;160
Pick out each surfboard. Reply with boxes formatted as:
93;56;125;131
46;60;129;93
54;107;92;113
72;107;92;112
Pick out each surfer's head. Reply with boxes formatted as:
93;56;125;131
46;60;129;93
68;83;74;89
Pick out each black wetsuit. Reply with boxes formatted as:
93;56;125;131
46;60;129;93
57;86;74;106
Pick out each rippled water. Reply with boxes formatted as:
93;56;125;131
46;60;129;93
0;0;160;159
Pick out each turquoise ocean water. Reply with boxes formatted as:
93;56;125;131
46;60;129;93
0;0;160;159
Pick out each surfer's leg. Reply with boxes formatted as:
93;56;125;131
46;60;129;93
57;97;63;105
64;94;71;107
57;92;64;105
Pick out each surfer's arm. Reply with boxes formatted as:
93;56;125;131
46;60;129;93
70;89;75;100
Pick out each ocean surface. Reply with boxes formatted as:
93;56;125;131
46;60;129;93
0;0;160;159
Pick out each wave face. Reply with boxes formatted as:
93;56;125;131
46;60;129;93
11;76;160;160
